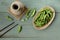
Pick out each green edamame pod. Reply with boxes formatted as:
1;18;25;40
30;9;36;17
18;25;22;33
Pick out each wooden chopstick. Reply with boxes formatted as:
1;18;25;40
0;24;18;38
0;22;15;32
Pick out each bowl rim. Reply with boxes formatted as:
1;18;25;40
33;6;55;30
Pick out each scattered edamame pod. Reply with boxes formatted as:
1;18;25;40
6;16;14;21
18;25;22;33
21;19;25;22
30;9;36;17
26;9;31;18
21;8;36;21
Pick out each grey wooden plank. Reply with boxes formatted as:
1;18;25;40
0;12;60;39
0;0;60;39
0;0;60;12
0;0;14;12
0;38;60;40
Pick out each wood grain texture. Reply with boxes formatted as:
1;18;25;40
0;12;60;38
0;0;60;12
0;0;60;40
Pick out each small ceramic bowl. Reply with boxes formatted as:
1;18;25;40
33;6;55;30
8;1;27;20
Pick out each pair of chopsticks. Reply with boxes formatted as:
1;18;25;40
0;21;18;38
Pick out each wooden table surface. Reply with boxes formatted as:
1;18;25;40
0;0;60;40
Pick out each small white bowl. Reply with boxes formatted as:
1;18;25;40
33;6;55;30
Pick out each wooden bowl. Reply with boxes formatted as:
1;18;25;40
33;6;55;30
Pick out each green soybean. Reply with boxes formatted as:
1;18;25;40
34;8;53;27
30;9;36;17
18;25;22;33
6;16;14;21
